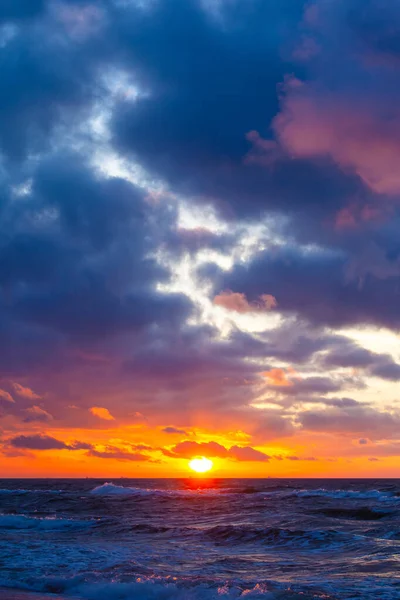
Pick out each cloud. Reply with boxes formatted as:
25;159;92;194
323;344;400;381
54;3;104;41
12;383;41;400
228;445;270;462
219;245;400;330
163;441;228;459
1;0;400;473
214;291;277;313
274;77;400;196
6;434;92;451
300;405;400;441
90;407;115;421
86;446;154;462
69;440;93;451
3;435;155;462
0;153;192;350
164;440;270;462
8;434;69;450
23;405;53;423
369;362;400;382
0;389;14;403
0;0;45;24
262;368;294;387
285;456;317;461
109;0;360;233
162;427;188;435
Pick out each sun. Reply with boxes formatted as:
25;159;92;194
188;456;213;473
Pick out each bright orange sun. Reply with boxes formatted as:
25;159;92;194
188;456;213;473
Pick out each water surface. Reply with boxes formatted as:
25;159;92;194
1;478;400;599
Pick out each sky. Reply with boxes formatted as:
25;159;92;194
1;0;400;478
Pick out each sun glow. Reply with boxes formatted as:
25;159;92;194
188;456;213;473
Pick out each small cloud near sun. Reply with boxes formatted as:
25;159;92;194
162;426;188;435
89;407;115;421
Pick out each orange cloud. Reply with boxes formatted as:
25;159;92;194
214;290;277;313
12;382;41;400
0;389;14;403
89;406;115;421
262;368;297;387
162;440;270;462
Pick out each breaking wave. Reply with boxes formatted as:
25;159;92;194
90;482;230;497
0;514;95;530
203;524;350;548
289;489;399;502
0;576;336;600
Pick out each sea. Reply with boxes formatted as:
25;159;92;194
0;478;400;600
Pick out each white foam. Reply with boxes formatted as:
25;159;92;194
90;483;155;496
90;482;227;497
0;578;330;600
293;489;397;501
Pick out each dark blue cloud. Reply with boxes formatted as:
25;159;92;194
109;0;361;224
0;0;45;23
215;245;400;329
0;150;192;350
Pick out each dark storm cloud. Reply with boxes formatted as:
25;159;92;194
7;434;78;450
109;0;364;229
217;245;400;329
323;344;400;381
0;151;192;347
0;19;101;162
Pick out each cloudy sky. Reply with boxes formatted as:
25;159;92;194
1;0;400;477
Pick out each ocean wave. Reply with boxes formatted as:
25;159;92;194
87;483;400;503
90;482;232;497
0;514;95;530
314;507;393;520
289;489;398;501
0;576;336;600
91;483;160;496
203;524;348;548
0;488;64;495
